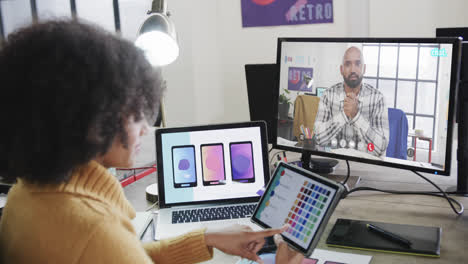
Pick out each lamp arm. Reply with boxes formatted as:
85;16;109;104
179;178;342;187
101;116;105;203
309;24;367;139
148;0;167;15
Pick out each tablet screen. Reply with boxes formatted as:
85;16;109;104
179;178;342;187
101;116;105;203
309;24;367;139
252;163;342;253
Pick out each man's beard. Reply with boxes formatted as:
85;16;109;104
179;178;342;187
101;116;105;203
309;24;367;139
343;73;362;89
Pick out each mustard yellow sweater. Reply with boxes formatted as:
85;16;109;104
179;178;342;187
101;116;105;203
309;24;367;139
0;161;213;263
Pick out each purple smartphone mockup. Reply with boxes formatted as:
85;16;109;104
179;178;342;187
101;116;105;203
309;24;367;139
200;143;226;186
172;145;197;188
230;141;255;183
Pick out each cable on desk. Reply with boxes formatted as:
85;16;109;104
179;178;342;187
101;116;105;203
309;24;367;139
145;201;159;212
337;160;351;197
412;170;464;216
269;150;284;168
343;170;464;216
342;160;350;185
345;186;464;216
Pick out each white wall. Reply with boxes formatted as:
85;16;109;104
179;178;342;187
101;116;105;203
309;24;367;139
75;0;115;32
36;0;72;20
369;0;468;38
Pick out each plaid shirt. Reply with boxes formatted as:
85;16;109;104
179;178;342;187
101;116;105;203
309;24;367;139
314;82;389;156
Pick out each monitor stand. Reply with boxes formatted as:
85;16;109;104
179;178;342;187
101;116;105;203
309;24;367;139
300;151;361;189
300;152;338;174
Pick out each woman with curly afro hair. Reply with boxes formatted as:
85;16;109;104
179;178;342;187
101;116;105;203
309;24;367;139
0;20;304;264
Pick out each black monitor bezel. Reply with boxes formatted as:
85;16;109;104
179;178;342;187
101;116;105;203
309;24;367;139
156;121;270;208
244;63;279;144
273;37;462;176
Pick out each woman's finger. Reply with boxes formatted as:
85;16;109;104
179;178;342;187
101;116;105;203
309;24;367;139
252;240;265;254
247;241;257;251
251;225;288;239
273;233;284;246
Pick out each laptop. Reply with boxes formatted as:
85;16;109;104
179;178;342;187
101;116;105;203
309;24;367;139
154;121;271;240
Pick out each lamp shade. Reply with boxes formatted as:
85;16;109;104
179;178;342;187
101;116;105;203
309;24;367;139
135;13;179;66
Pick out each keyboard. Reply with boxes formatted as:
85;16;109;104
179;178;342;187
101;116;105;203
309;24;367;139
172;204;256;224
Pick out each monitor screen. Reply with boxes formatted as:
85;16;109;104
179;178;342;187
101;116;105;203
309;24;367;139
274;38;461;175
245;64;278;144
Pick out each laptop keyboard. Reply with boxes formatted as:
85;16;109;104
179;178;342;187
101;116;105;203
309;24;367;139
172;204;256;224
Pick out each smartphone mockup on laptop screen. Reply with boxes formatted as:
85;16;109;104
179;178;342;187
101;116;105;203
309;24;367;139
251;162;345;256
155;121;270;240
201;143;227;186
172;145;197;188
230;141;256;183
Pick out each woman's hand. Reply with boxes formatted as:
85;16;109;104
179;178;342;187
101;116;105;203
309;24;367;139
205;224;287;263
274;234;305;264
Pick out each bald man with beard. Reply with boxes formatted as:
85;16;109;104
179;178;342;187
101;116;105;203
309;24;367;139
313;46;389;156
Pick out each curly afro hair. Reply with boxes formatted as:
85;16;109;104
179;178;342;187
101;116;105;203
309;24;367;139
0;20;164;184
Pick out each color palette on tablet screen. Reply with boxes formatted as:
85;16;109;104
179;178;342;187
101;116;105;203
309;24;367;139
284;180;331;244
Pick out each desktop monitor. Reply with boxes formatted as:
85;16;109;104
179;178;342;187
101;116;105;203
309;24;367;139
273;37;461;176
245;63;278;144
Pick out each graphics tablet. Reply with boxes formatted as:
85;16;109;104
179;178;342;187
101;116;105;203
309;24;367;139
251;162;344;256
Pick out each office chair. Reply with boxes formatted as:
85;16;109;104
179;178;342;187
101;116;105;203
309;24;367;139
386;108;409;159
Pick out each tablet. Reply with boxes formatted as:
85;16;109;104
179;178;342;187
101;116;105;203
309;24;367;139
251;162;345;256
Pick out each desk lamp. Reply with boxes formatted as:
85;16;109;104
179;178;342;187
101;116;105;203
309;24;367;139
135;0;179;66
135;0;177;204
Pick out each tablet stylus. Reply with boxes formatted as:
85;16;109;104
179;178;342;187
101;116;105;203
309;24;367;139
366;224;412;247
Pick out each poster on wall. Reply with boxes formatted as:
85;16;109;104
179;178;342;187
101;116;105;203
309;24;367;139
241;0;333;28
288;67;314;92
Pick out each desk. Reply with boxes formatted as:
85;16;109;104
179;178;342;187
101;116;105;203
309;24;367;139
320;194;468;263
124;153;468;263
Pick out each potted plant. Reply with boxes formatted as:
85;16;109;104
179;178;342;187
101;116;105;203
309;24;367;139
278;89;292;119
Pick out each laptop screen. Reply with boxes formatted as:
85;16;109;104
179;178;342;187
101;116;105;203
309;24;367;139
156;121;270;208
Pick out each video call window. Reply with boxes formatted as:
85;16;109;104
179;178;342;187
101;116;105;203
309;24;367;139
362;43;442;150
275;39;458;174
